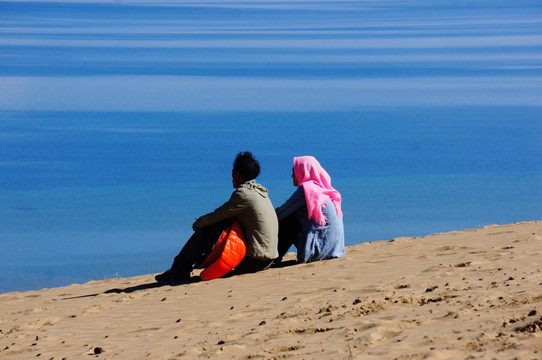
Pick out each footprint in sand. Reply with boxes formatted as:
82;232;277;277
369;327;402;343
215;344;247;354
80;304;110;316
22;316;64;330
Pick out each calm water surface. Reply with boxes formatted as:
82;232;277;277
1;0;541;292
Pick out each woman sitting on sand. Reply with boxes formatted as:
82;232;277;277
275;156;345;263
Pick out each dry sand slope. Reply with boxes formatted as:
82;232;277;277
1;221;541;359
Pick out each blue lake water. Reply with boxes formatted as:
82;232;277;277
1;0;541;292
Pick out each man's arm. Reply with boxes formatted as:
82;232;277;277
193;189;248;229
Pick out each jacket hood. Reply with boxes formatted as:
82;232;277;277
241;179;269;198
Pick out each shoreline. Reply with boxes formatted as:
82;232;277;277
1;221;541;359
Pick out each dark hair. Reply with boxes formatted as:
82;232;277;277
233;151;260;181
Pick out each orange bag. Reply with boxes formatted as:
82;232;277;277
197;221;247;281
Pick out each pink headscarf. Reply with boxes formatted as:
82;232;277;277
293;156;343;226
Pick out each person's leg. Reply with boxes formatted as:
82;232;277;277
231;257;274;276
277;214;302;260
157;220;229;282
226;215;301;277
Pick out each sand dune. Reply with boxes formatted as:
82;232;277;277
1;222;541;359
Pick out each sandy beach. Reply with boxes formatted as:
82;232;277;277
1;221;541;359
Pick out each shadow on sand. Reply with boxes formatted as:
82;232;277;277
62;260;298;300
61;280;196;300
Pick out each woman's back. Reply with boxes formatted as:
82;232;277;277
298;201;345;263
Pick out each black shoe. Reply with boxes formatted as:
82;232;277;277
155;269;191;285
155;270;173;283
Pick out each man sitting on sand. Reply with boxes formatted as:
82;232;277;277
155;151;279;284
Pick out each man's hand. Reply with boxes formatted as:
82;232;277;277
192;217;199;231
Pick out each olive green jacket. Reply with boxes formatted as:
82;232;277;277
193;180;279;260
